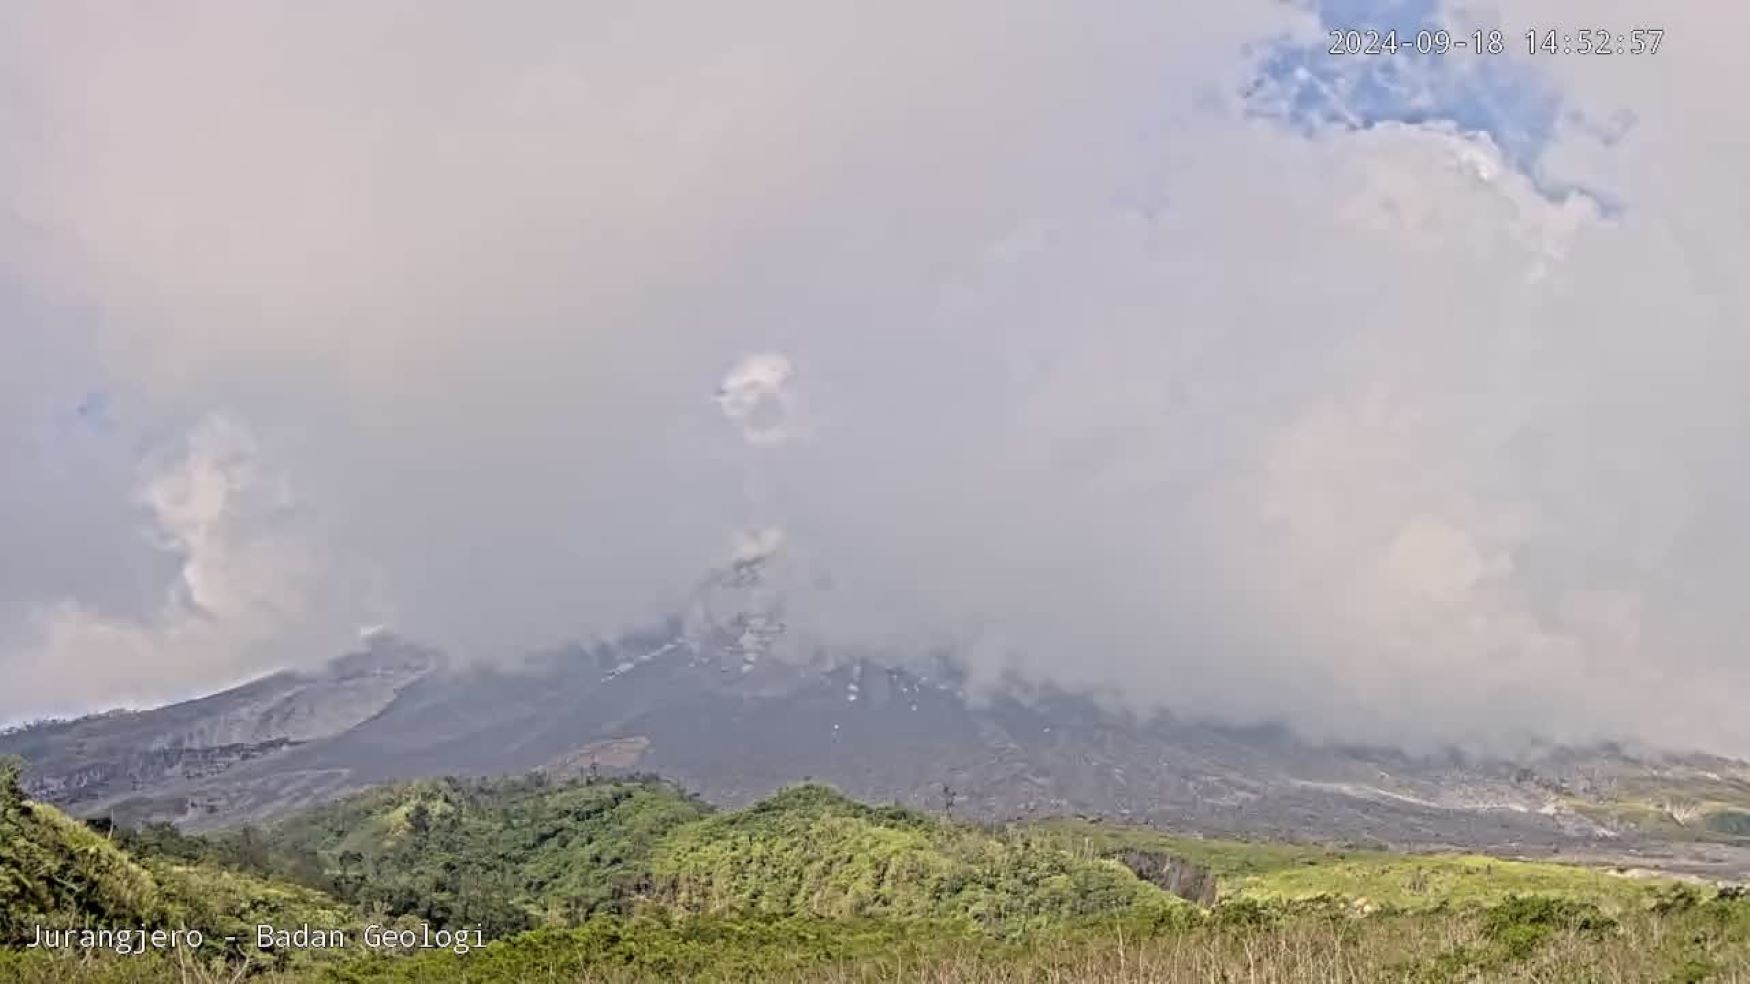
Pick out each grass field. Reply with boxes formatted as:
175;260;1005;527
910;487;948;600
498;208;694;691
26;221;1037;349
3;898;1746;982
4;763;1747;982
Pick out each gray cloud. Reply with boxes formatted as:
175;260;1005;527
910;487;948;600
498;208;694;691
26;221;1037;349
1;1;1747;755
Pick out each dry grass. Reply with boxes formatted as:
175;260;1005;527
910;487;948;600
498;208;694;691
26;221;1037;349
6;907;1748;983
790;912;1750;983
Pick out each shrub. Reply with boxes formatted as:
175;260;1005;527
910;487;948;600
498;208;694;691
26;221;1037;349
1480;895;1614;959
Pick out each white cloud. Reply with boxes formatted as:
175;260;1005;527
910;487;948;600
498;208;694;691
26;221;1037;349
7;416;375;718
1;1;1748;753
717;353;801;448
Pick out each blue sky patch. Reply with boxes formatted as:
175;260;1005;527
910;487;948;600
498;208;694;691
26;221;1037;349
1244;0;1616;210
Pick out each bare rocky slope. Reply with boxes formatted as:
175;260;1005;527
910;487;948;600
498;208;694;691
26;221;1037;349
5;561;1748;882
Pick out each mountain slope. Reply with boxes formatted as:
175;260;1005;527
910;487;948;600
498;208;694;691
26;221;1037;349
4;556;1749;877
0;640;436;814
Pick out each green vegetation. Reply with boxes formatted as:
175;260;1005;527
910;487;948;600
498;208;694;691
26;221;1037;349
2;757;1747;982
648;786;1186;934
1230;851;1655;913
322;916;1004;984
322;896;1750;983
1;754;375;976
1034;817;1670;914
1031;816;1353;878
0;756;169;943
249;772;711;931
1707;809;1750;837
4;899;1748;983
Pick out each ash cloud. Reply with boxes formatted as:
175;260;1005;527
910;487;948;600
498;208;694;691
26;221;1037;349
717;354;801;449
1;1;1747;755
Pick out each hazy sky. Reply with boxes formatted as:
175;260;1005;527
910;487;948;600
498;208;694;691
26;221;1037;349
3;1;1747;756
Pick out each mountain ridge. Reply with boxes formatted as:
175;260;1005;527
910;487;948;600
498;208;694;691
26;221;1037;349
5;553;1749;877
6;627;1749;883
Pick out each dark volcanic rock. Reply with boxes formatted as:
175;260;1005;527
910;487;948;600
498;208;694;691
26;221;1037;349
1118;851;1218;906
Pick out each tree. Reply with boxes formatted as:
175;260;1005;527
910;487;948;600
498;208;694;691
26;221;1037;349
0;755;22;802
234;824;271;871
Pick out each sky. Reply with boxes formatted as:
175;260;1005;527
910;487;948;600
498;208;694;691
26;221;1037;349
2;1;1747;756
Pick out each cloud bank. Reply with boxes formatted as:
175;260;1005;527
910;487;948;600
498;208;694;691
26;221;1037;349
2;1;1747;755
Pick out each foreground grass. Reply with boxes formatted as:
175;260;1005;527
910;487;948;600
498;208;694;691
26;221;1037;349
4;895;1746;983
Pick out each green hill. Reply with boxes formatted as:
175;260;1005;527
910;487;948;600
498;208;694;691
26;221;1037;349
242;777;1184;936
0;755;357;979
647;785;1186;932
252;773;709;932
0;757;170;944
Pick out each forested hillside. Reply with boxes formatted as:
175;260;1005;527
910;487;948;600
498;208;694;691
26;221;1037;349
0;756;358;977
2;759;1747;982
135;775;1186;937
